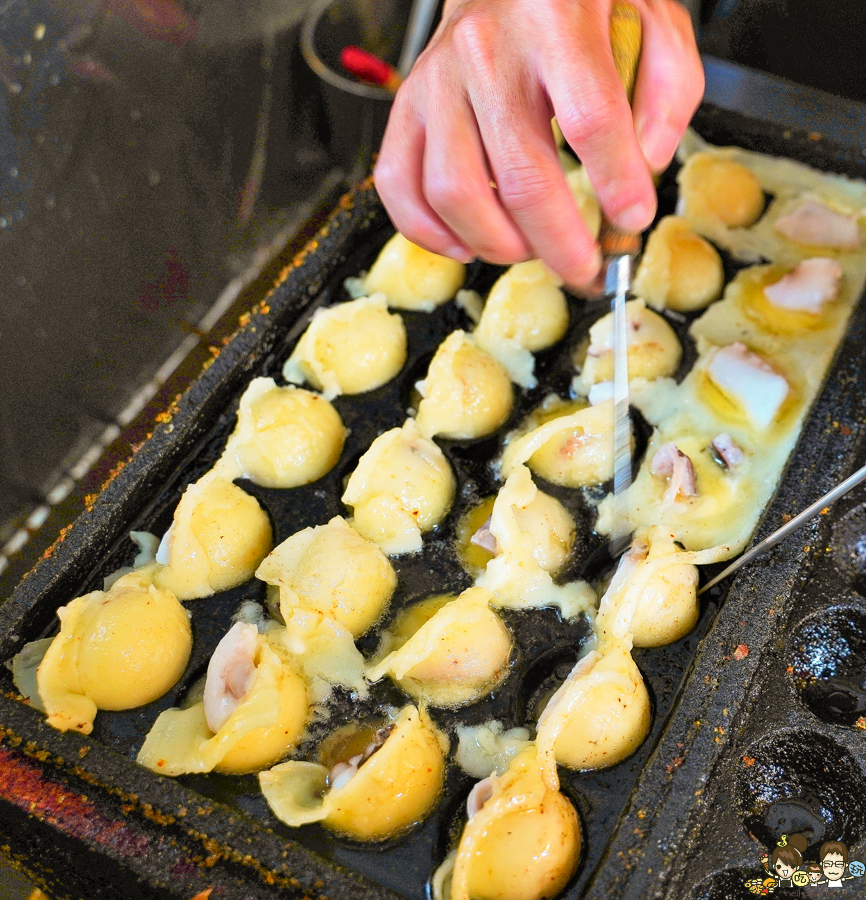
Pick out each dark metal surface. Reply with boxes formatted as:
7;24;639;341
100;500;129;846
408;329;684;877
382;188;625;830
703;53;866;150
2;101;866;900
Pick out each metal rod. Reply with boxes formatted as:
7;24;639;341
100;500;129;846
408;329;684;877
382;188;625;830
699;460;866;595
397;0;439;77
608;255;632;557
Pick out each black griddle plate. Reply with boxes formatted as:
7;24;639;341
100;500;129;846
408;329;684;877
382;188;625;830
1;105;866;900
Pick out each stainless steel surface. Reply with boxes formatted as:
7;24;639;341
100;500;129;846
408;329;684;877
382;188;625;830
702;53;866;149
700;461;866;595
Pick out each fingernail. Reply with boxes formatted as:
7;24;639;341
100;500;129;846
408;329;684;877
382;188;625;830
615;202;654;233
444;245;474;264
637;120;679;173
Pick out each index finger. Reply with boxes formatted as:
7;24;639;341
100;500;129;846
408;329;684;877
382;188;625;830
460;56;602;285
545;0;657;233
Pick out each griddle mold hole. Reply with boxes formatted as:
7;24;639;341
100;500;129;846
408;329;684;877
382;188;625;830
788;603;866;727
829;505;866;598
735;730;866;857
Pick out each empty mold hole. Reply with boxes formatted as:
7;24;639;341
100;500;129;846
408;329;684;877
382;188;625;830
736;730;866;856
788;604;866;727
692;868;763;900
830;506;866;597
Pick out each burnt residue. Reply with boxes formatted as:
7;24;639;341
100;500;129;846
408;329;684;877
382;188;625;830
1;105;866;900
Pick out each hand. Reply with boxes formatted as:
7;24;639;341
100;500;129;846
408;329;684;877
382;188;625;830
374;0;704;287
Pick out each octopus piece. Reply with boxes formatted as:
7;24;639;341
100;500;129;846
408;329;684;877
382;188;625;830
282;295;407;398
415;330;514;440
203;622;258;733
773;198;860;250
327;726;394;791
711;433;745;469
762;257;843;314
259;705;447;841
138;627;308;776
651;443;698;503
433;747;581;900
469;516;498;555
706;342;789;430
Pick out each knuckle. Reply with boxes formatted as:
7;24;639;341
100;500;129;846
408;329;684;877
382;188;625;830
556;92;622;151
448;8;497;75
373;157;399;200
496;163;553;213
424;168;467;214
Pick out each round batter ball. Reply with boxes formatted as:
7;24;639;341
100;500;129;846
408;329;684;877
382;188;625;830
259;705;447;841
537;639;651;771
475;260;569;354
154;474;273;600
633;215;725;312
342;419;457;554
282;295;407;398
678;152;765;228
577;299;682;389
503;401;618;488
256;516;397;638
363;232;466;311
36;571;191;734
415;331;514;440
447;747;581;900
368;588;512;707
228;378;346;489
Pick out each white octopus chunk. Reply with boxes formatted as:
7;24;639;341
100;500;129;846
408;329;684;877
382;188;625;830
469;516;498;554
774;198;860;250
763;257;843;314
711;433;744;469
466;777;495;819
204;622;259;734
651;443;697;503
706;343;789;429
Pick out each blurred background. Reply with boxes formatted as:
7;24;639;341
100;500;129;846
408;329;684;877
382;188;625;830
0;0;865;893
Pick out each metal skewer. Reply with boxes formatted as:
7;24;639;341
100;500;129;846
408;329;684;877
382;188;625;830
603;2;642;558
699;460;866;595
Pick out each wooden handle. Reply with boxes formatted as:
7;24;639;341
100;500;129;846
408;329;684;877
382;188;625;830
610;2;642;103
599;3;643;255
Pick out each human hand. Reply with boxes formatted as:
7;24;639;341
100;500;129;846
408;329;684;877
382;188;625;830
374;0;703;287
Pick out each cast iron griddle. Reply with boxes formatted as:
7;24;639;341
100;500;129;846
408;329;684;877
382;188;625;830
1;104;865;900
